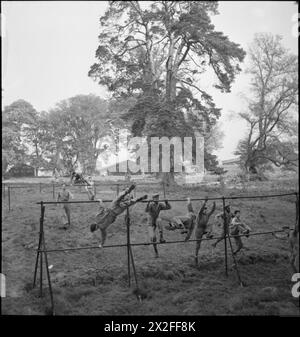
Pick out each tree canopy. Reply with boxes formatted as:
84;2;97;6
235;33;298;174
89;1;245;176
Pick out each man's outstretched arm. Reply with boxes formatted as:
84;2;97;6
116;184;136;202
197;197;208;220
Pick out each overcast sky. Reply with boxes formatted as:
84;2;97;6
1;1;298;161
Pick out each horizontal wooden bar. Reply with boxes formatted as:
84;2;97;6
37;228;290;253
36;191;298;205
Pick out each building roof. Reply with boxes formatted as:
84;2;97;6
222;158;240;165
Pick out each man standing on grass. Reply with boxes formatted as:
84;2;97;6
212;204;233;248
85;176;95;200
230;210;251;255
90;184;147;247
146;194;171;258
57;183;74;229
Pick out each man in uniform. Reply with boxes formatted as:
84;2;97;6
85;176;95;200
90;184;147;247
193;197;216;266
212;204;233;248
230;210;252;255
57;183;74;229
145;194;171;258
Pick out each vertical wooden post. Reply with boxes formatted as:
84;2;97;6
8;185;11;211
52;183;55;200
40;204;55;314
39;202;44;297
39;182;42;193
3;183;5;200
33;203;43;288
222;197;228;277
126;208;131;287
295;192;299;225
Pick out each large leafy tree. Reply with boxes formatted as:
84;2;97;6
89;1;245;181
44;94;110;174
235;33;298;174
2;99;44;175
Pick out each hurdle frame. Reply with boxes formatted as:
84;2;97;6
31;191;298;315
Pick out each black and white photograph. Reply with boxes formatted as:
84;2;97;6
1;0;299;319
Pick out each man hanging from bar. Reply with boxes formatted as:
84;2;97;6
90;184;147;247
193;197;216;266
212;204;233;249
167;198;196;238
57;183;74;229
230;210;252;255
145;194;171;258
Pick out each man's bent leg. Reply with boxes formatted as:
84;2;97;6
233;236;243;255
212;229;225;248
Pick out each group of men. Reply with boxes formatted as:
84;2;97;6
57;182;252;264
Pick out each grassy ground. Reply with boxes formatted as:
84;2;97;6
1;177;299;315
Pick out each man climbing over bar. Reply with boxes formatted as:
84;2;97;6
90;184;147;247
230;210;252;255
146;194;171;258
57;183;74;229
193;197;216;266
212;204;233;248
167;198;196;239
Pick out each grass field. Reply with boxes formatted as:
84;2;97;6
1;177;299;315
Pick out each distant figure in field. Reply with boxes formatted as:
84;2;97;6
168;198;196;241
229;210;251;255
90;184;147;247
53;167;60;181
194;197;216;266
70;171;86;185
145;194;171;258
212;205;233;248
57;183;74;229
85;176;95;200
